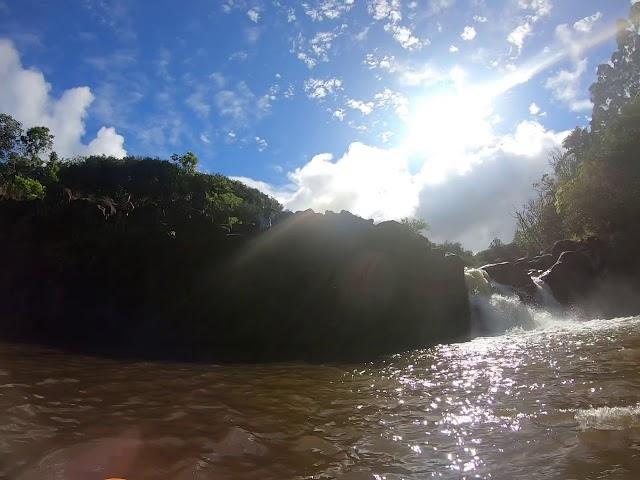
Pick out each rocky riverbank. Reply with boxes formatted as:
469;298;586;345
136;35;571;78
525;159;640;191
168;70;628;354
0;200;470;362
479;237;640;319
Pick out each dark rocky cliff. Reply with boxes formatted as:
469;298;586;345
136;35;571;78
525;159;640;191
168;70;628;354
0;203;470;362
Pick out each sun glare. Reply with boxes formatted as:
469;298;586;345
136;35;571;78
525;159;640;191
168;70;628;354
401;85;497;183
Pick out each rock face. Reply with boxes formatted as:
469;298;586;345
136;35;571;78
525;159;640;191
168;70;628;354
480;262;537;300
217;211;471;361
481;237;610;307
541;250;600;305
527;254;555;271
0;205;470;362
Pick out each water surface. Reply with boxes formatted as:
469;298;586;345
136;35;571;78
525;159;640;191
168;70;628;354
1;316;639;479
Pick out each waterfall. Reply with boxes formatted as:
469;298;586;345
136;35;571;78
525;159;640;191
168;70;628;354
464;268;562;336
533;275;561;309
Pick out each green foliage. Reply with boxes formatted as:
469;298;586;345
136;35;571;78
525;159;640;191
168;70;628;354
0;114;23;163
590;3;640;134
0;113;281;238
0;114;54;171
171;151;199;172
21;126;54;166
400;217;429;234
514;174;564;253
555;98;640;238
6;175;46;201
514;4;640;255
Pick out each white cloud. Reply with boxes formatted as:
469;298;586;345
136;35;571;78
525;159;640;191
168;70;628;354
200;133;211;144
545;58;592;111
247;8;260;23
214;81;272;125
428;0;455;15
230;176;283;199
283;143;422;221
304;77;343;100
209;72;226;88
473;15;488;23
303;0;355;21
333;108;346;120
237;118;567;250
399;64;442;86
385;24;428;50
287;7;296;22
508;23;532;52
461;26;477;41
229;51;248;61
449;45;459;53
374;88;409;118
0;38;126;158
347;99;375;115
529;102;541;115
573;12;602;33
343;90;408;119
518;0;552;20
354;27;370;42
293;30;343;68
364;53;397;72
418;124;566;250
367;0;402;22
186;87;211;117
368;1;427;50
255;136;268;151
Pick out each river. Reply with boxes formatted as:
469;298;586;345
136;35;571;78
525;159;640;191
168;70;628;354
1;315;639;479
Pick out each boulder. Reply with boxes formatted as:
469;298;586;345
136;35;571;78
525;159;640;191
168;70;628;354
528;254;555;271
481;262;537;299
549;237;608;273
540;251;596;305
210;211;472;361
551;239;582;260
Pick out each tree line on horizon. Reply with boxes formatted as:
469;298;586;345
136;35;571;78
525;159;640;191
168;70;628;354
477;4;640;268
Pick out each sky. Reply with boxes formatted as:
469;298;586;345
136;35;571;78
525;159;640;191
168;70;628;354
0;0;635;250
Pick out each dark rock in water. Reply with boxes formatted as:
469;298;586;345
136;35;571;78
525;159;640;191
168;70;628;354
540;251;597;305
481;262;537;300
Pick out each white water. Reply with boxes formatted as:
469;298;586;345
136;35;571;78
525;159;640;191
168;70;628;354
464;267;567;335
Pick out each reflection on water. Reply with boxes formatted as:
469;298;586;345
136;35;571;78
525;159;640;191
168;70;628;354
1;316;640;479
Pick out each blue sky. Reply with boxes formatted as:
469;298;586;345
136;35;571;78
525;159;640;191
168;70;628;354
0;0;634;249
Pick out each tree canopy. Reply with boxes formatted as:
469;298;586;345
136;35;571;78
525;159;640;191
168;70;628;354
512;3;640;262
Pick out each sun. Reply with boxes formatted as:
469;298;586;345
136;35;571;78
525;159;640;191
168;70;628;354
400;83;499;183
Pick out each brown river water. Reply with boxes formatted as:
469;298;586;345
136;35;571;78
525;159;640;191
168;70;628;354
1;316;639;479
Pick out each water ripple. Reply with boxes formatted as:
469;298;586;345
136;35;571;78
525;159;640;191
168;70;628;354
0;316;639;479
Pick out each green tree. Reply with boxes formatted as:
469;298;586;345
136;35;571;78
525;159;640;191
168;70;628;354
514;174;564;253
21;126;54;167
590;3;640;134
400;217;429;234
171;151;199;173
6;175;46;200
0;113;23;164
